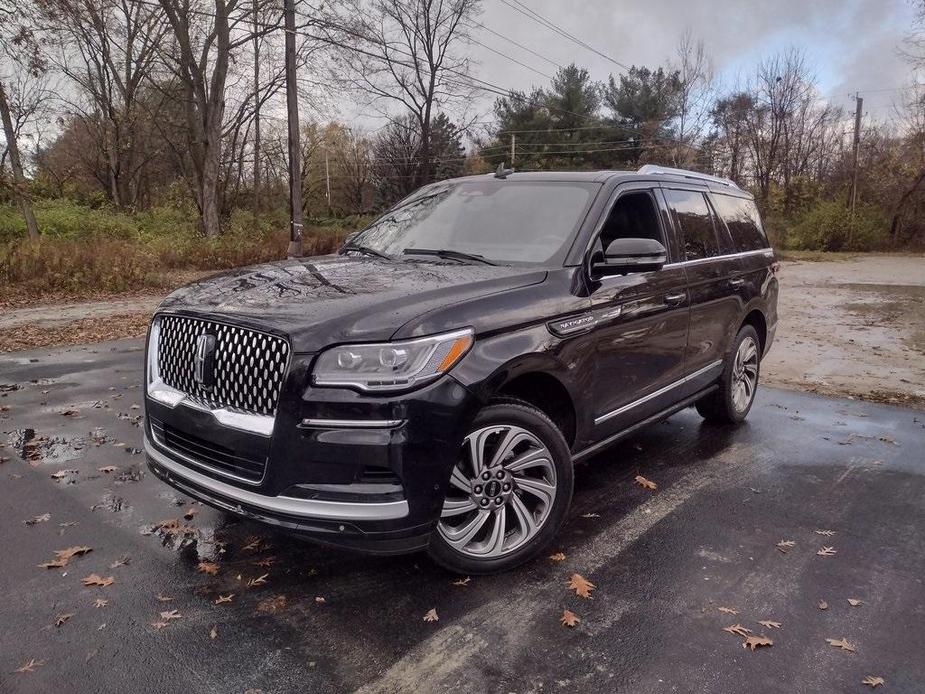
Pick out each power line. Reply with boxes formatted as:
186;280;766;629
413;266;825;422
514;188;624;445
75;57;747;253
466;20;564;70
498;0;632;72
465;36;553;80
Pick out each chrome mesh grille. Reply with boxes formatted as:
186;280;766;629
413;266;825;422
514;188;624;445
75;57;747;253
157;315;290;417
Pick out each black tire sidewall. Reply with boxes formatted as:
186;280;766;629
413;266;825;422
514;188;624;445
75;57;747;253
427;400;574;575
720;325;761;423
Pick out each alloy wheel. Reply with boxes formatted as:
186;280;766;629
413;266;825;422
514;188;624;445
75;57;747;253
732;336;759;413
437;424;557;558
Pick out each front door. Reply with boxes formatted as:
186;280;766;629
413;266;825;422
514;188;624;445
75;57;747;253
588;185;690;439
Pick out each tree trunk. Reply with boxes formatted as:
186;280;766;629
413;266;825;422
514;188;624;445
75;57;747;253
0;81;39;241
199;145;222;238
889;167;925;247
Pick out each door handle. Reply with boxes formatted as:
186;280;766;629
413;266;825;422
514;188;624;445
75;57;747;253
729;278;745;288
664;292;686;305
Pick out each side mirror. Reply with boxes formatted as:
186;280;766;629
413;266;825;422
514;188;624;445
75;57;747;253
594;238;667;276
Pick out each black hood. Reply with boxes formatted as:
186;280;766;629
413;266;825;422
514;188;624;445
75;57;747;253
157;254;547;352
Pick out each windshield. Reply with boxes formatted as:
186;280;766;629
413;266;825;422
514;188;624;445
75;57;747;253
349;179;600;264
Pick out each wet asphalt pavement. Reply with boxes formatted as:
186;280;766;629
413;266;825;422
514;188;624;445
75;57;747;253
1;339;924;694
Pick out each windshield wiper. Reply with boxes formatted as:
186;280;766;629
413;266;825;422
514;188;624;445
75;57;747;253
402;248;499;266
342;242;391;260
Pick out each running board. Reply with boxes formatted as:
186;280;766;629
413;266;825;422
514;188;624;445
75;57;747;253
571;385;718;463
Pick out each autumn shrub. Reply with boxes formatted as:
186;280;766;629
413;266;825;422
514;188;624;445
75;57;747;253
0;199;137;243
786;199;888;252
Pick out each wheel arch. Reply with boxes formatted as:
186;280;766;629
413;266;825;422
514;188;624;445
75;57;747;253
740;308;768;356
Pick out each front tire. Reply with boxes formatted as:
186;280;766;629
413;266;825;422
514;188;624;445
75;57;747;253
696;325;761;424
427;400;573;575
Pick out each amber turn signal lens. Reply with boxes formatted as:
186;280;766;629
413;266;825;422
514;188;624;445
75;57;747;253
437;334;473;372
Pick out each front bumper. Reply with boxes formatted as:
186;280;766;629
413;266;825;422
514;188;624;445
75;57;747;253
145;369;483;554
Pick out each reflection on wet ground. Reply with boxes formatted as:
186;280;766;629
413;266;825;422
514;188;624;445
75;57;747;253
1;339;925;693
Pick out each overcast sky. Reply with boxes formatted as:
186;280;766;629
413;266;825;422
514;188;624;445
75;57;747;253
347;0;922;132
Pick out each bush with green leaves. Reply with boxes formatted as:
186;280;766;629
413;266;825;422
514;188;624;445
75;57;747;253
786;199;889;252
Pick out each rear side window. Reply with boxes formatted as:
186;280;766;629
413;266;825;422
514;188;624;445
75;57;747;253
711;194;769;252
664;189;720;261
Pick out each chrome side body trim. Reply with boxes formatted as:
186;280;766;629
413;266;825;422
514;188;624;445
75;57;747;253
145;436;410;521
299;418;405;429
594;360;723;426
664;248;773;268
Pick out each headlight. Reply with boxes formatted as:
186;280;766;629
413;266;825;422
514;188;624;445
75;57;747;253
312;328;474;392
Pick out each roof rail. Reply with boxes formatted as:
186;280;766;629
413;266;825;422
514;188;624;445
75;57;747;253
637;164;739;189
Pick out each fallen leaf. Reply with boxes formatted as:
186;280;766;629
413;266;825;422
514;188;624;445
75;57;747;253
758;620;782;629
862;675;885;688
242;537;264;551
776;540;796;553
24;513;51;526
50;469;79;480
452;577;471;586
247;573;269;588
60;409;79;417
183;507;198;520
15;658;44;673
155;593;173;602
567;573;596;599
743;634;773;651
214;594;234;605
423;608;439;622
826;637;857;652
108;556;130;569
718;606;739;615
581;513;600;518
723;624;752;637
819;600;829;610
257;595;288;614
97;466;118;474
81;573;114;587
634;475;657;490
54;612;75;627
153;518;196;537
38;546;92;569
159;609;182;621
848;598;863;607
560;609;580;627
94;599;108;608
197;561;220;576
548;552;566;561
817;546;837;557
814;529;836;536
151;621;169;630
253;556;276;569
209;625;218;640
315;596;326;604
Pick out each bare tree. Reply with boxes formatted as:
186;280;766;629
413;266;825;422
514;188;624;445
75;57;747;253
327;0;479;187
671;30;713;167
0;10;41;240
39;0;169;208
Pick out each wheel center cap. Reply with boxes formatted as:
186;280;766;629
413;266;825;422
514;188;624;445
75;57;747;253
485;480;502;497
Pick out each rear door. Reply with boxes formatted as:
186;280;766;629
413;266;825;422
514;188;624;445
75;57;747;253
663;187;743;376
587;183;690;438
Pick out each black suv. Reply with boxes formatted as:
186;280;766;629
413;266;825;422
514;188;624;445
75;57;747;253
144;165;778;574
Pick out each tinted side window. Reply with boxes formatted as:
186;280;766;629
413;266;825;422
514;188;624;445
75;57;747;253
665;189;719;261
711;194;769;252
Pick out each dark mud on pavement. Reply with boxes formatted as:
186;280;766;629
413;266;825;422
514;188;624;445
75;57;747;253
1;338;924;693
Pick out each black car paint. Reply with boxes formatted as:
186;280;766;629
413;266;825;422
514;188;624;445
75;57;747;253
145;171;778;554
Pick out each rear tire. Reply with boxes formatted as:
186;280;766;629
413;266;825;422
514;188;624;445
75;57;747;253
696;325;761;424
427;400;573;575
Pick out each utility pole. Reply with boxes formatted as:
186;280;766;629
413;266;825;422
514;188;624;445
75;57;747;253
283;0;304;258
510;133;516;166
324;147;332;216
848;92;863;241
252;0;261;227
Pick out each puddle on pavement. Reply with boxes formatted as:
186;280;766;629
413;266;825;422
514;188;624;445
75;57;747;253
92;492;132;513
7;428;86;464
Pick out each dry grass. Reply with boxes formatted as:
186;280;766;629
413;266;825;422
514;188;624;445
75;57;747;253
0;229;347;302
0;312;152;353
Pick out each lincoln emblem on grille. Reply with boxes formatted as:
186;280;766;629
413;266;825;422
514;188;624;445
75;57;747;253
193;333;217;389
